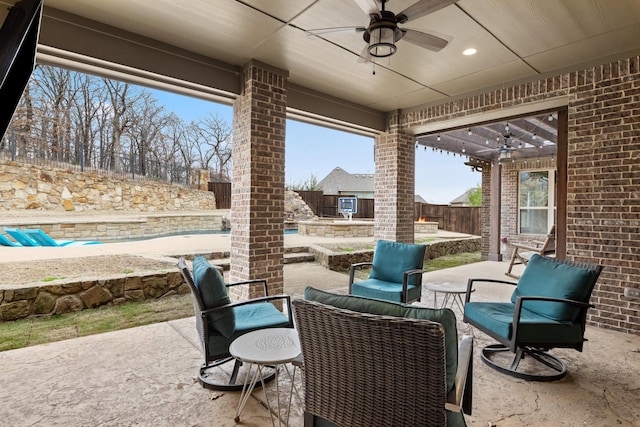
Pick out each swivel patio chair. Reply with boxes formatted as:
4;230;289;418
464;254;602;381
348;239;426;303
505;225;556;279
177;257;293;390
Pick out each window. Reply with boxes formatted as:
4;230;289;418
518;170;555;234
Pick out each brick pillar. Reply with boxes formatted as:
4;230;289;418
230;60;288;299
374;113;415;243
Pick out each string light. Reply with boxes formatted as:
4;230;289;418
468;129;472;136
437;134;441;141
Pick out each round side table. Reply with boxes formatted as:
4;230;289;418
230;327;301;426
424;282;474;312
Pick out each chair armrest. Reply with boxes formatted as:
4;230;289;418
349;262;373;290
465;278;517;303
509;242;543;252
510;296;594;351
226;279;269;295
401;268;424;301
446;334;473;414
201;294;292;319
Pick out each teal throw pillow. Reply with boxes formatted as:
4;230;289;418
511;254;598;321
192;256;234;337
369;240;426;286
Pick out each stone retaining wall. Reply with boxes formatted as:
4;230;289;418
0;270;186;321
2;213;225;241
0;160;217;212
311;237;482;271
298;220;439;238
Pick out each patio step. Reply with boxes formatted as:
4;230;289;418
210;249;315;271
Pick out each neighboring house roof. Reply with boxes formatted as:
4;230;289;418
450;189;473;206
414;195;427;204
318;167;374;195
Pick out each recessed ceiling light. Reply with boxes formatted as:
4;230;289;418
463;48;477;56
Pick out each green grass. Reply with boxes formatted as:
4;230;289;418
0;251;482;353
0;294;193;352
423;251;482;272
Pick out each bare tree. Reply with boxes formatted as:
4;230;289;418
33;65;76;161
127;91;170;177
104;79;140;172
194;112;232;180
71;73;107;169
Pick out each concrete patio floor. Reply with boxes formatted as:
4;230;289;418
1;235;639;426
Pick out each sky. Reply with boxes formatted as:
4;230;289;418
151;89;479;204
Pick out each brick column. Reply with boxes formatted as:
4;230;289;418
374;113;415;243
230;61;288;299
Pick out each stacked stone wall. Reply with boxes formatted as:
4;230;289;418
0;160;216;212
0;271;187;322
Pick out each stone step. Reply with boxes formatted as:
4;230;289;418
284;252;315;264
210;251;315;271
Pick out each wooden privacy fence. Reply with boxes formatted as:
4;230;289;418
215;188;481;236
208;182;231;209
415;203;481;236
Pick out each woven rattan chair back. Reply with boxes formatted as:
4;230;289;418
293;299;449;427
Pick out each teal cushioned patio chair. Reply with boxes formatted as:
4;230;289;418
463;254;602;381
178;257;293;390
348;239;427;303
296;287;473;427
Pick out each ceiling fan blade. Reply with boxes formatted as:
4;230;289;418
401;29;448;51
307;26;366;35
352;0;379;16
358;44;373;63
397;0;459;23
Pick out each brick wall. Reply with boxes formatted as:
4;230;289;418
230;61;288;300
399;56;640;334
374;114;415;243
499;159;556;258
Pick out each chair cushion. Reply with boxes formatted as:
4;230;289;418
206;303;290;356
350;278;421;303
304;286;458;393
192;256;234;337
465;301;585;345
511;254;598;321
369;239;426;286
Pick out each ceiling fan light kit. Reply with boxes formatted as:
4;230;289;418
364;17;400;58
310;0;456;61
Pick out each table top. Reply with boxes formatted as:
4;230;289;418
229;328;300;365
424;282;472;294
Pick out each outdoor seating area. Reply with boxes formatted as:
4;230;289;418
1;251;637;427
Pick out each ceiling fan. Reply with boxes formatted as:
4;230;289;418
477;130;519;162
310;0;458;60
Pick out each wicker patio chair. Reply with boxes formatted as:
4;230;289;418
178;257;293;390
293;298;473;427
